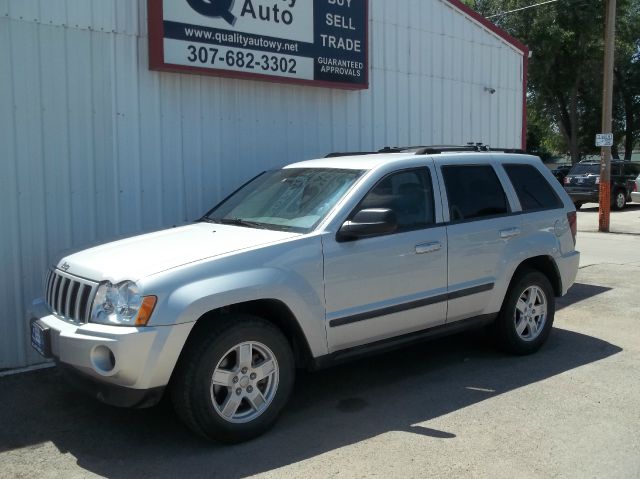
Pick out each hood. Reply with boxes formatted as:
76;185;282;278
56;223;299;283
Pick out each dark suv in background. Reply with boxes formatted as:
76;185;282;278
563;161;640;210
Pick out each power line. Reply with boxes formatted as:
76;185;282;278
487;0;560;18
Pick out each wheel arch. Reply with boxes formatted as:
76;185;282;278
175;299;314;372
510;255;562;297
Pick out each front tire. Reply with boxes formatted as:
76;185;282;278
494;269;555;355
171;315;295;443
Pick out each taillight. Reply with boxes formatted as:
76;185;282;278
634;183;638;192
567;211;577;245
564;176;570;185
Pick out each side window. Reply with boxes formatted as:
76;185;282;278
504;164;563;211
442;165;509;221
359;169;435;231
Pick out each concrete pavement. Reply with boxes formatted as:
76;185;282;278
576;202;640;235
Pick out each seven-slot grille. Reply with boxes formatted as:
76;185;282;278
44;269;98;322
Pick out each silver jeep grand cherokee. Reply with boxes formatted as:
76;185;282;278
29;147;580;443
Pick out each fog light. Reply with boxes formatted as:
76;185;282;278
91;345;116;373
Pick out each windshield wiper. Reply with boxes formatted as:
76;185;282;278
207;217;269;229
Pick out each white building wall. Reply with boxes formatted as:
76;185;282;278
0;0;525;368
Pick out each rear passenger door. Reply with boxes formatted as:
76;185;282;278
439;160;519;323
502;162;570;253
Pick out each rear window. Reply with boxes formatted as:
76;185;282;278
624;163;640;176
568;164;599;175
504;164;563;211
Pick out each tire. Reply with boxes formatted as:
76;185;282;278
171;314;295;443
612;190;626;210
494;268;555;355
573;202;583;210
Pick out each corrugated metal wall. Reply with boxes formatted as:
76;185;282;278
0;0;525;369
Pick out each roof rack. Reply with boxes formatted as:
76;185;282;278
324;143;525;158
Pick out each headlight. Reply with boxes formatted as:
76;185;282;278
90;281;156;326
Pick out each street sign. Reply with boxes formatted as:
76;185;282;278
596;133;613;147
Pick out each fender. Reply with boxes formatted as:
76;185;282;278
486;228;562;315
141;235;328;358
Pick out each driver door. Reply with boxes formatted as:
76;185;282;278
322;166;448;352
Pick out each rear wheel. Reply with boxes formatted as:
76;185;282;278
494;269;555;355
612;190;626;210
171;315;295;443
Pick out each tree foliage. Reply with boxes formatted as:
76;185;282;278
465;0;640;162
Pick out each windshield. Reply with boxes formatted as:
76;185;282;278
205;168;365;233
569;164;599;175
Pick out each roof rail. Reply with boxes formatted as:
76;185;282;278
324;151;376;158
415;144;526;155
325;143;526;158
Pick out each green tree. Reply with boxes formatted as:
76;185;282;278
613;0;640;159
465;0;639;162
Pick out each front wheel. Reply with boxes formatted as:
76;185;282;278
171;315;295;443
494;269;555;355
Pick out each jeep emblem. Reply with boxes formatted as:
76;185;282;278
60;262;70;272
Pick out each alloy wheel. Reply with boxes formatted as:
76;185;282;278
210;341;279;424
513;286;548;341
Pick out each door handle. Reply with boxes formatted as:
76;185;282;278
499;227;521;239
415;241;442;254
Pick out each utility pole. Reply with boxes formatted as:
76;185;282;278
598;0;616;232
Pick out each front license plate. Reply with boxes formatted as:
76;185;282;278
30;320;52;358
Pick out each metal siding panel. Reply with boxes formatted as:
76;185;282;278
91;31;118;241
136;38;164;230
180;74;204;221
66;28;97;247
65;0;92;30
114;33;142;235
39;0;67;27
11;18;51;367
115;0;138;36
41;24;73;259
8;0;39;22
159;74;186;224
92;0;116;33
138;0;148;37
0;17;25;368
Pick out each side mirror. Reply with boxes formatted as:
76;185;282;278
338;208;397;240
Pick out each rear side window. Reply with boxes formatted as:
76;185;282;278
504;164;563;211
442;165;509;221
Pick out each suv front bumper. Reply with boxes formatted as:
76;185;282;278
27;299;193;408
